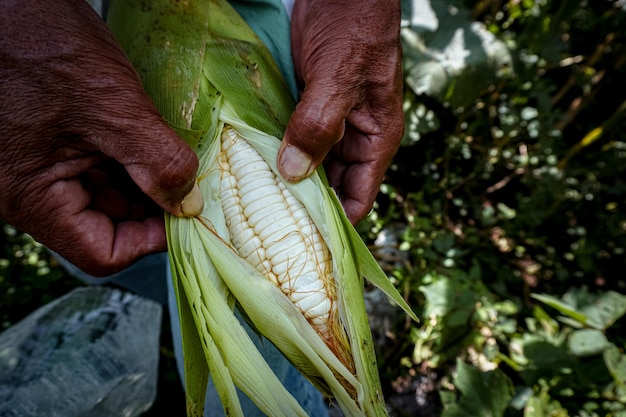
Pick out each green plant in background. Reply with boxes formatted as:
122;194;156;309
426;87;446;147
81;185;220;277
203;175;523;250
0;223;76;330
364;0;626;415
2;0;626;416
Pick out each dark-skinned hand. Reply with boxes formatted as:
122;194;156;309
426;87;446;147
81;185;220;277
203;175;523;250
0;0;402;277
278;0;404;224
0;0;202;277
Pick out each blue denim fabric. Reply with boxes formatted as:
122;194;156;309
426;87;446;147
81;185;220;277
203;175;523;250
230;0;298;100
52;251;170;304
59;253;329;416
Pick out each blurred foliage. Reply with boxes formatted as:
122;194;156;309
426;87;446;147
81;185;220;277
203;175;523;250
0;224;77;330
2;0;626;416
362;0;626;415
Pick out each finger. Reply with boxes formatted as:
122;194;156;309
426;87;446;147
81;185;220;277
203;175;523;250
84;85;203;217
325;109;402;224
278;86;356;182
324;140;382;225
68;213;167;277
88;184;158;221
64;215;167;277
38;177;166;277
338;168;378;225
82;160;157;220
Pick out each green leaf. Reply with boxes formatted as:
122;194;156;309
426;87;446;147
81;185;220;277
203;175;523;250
509;387;533;410
567;329;608;357
432;233;455;254
401;0;513;107
168;213;310;417
532;290;626;330
441;359;514;417
531;305;560;337
521;337;574;370
106;0;293;145
604;344;626;387
170;265;209;417
106;0;212;133
420;277;475;325
583;291;626;330
347;216;420;324
531;293;588;325
523;391;569;417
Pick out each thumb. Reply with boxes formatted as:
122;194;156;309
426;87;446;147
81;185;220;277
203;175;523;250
93;96;203;217
126;125;204;217
278;89;353;182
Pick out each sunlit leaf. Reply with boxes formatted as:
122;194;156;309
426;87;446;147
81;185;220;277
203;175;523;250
604;344;626;387
567;329;608;357
533;290;626;330
583;291;626;330
523;391;568;417
401;0;513;107
419;276;475;323
531;293;588;325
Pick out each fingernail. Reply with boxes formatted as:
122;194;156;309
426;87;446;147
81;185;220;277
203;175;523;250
279;145;314;181
180;183;204;217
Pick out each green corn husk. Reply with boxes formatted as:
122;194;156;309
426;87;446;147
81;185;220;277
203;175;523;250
106;1;418;416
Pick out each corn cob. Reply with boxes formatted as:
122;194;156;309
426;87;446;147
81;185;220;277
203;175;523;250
218;125;354;371
107;1;418;416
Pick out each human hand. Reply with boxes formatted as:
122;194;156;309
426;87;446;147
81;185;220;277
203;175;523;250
0;0;201;276
278;0;404;224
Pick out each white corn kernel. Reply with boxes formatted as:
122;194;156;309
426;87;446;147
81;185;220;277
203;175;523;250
218;125;337;330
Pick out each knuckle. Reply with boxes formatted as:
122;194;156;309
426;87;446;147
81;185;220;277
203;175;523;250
294;103;345;147
157;141;199;191
62;234;130;278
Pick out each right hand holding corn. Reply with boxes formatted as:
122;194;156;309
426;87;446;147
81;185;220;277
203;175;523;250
279;0;405;225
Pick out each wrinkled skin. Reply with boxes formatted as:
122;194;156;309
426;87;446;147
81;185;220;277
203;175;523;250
0;0;403;276
0;0;199;276
279;0;404;224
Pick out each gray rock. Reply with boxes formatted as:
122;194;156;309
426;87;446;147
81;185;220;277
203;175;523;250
0;286;162;417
